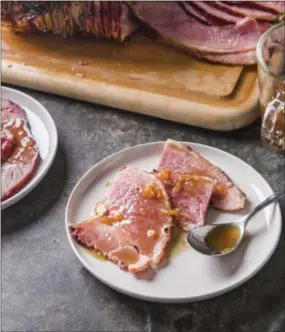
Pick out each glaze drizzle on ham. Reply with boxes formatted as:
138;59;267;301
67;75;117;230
70;166;173;273
158;139;246;212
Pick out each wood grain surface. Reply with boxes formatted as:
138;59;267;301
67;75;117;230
1;27;260;130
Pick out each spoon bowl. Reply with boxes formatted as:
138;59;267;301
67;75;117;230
186;192;284;256
187;221;245;257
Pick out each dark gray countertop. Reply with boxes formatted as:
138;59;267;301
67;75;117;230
2;85;285;332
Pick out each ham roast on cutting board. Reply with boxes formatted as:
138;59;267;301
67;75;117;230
3;1;281;130
2;1;284;65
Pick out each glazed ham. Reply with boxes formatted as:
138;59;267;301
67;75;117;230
70;166;173;273
156;170;214;231
1;1;138;42
1;130;15;163
2;1;283;65
1;100;40;201
158;140;246;212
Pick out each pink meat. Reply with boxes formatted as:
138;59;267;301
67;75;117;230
251;1;285;14
1;130;14;163
157;172;214;231
192;1;242;24
1;100;40;201
195;49;257;65
130;2;263;54
158;140;246;212
181;2;221;25
70;165;173;273
214;2;278;21
119;2;138;42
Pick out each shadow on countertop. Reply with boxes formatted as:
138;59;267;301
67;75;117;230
2;144;67;233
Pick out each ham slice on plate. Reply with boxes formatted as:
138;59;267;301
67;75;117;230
158;140;246;212
70;165;173;273
1;100;40;201
156;170;214;231
129;1;263;54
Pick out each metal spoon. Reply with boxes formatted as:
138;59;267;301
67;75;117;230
186;192;285;256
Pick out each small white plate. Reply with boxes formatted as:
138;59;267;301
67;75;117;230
1;87;58;209
65;142;282;303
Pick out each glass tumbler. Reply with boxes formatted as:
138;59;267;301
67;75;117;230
257;22;285;150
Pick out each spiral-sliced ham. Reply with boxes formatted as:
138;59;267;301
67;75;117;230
130;1;264;54
158;140;246;212
70;165;173;273
120;2;138;42
252;1;285;14
194;49;257;65
214;2;278;21
182;2;223;25
192;1;241;24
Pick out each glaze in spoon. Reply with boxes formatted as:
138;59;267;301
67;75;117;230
186;192;284;256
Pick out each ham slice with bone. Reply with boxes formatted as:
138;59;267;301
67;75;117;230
70;165;173;273
158;140;246;212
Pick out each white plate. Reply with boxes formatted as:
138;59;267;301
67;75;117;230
1;87;58;209
65;142;282;303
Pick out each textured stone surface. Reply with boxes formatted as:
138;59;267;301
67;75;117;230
2;85;285;332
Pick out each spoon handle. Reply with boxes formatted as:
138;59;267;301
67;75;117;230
245;192;285;226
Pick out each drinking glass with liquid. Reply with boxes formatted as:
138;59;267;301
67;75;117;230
257;22;285;150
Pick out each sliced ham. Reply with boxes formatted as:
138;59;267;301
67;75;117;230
215;2;278;21
93;1;102;38
158;140;246;212
70;165;173;273
101;2;108;39
120;2;137;42
1;100;40;201
181;2;221;25
156;171;214;231
194;49;257;65
251;1;285;14
129;1;264;54
111;1;120;40
1;130;14;163
192;1;242;24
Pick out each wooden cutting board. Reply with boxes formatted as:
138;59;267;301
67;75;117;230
2;27;259;131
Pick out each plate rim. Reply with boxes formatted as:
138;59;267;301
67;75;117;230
65;141;282;303
1;86;58;210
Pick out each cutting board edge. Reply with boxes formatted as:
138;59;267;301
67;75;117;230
2;61;260;131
